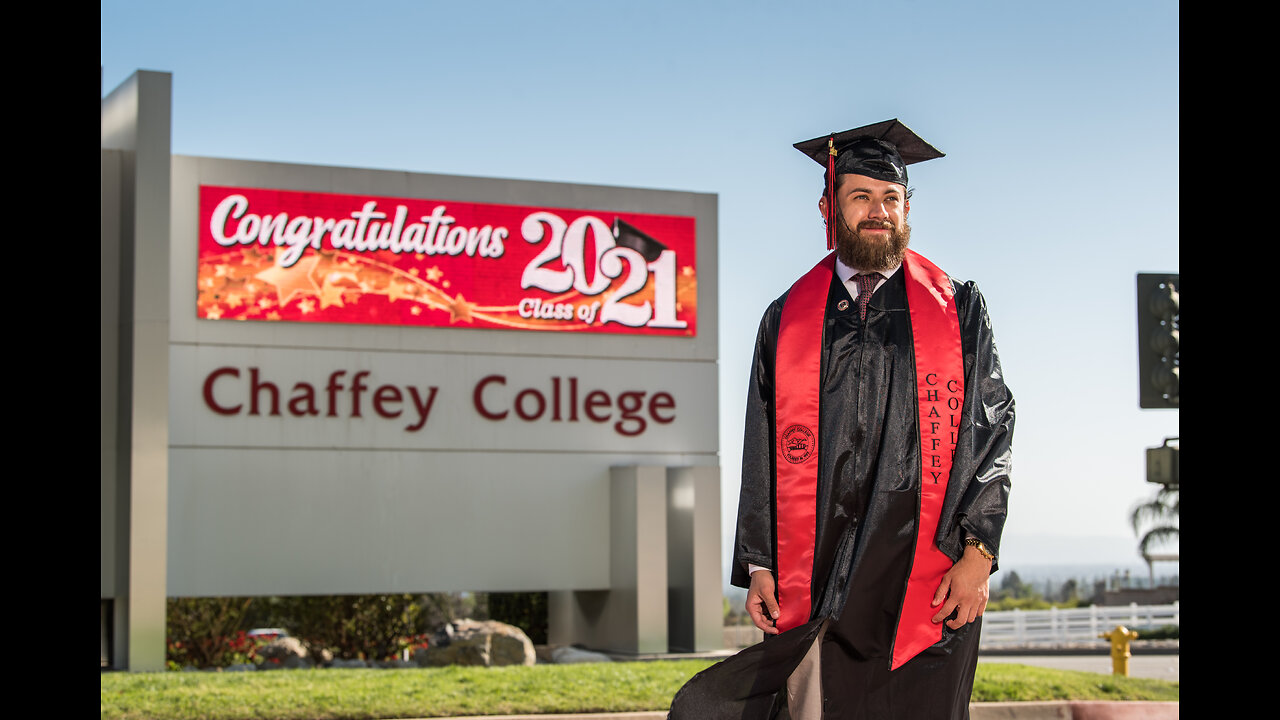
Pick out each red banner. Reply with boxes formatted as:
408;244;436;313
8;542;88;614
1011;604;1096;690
196;185;698;336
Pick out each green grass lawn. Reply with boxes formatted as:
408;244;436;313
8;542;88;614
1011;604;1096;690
101;659;1178;720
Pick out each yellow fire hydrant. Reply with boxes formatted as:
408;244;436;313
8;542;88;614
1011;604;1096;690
1099;625;1140;676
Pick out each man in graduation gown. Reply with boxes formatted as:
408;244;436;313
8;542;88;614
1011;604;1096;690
668;120;1015;720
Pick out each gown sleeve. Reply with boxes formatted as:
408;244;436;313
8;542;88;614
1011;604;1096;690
937;281;1016;570
730;298;785;589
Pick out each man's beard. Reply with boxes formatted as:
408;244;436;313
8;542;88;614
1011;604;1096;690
833;214;911;272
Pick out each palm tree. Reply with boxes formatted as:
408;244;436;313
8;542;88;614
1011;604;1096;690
1130;483;1178;585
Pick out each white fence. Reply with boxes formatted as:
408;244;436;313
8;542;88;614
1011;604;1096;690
722;603;1179;650
980;602;1179;648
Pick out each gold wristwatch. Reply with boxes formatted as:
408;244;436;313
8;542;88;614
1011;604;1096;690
964;537;995;562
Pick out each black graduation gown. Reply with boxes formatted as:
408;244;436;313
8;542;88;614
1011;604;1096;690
669;267;1015;719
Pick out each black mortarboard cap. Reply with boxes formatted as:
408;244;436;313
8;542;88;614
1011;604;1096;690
612;218;667;263
794;118;944;187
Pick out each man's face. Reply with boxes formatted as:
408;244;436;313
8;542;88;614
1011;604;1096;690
820;173;911;272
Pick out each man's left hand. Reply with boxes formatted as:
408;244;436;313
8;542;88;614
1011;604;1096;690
930;544;992;629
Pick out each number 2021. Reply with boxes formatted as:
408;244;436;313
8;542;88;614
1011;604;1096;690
519;211;687;329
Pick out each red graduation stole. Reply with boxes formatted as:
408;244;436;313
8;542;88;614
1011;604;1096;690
773;249;964;670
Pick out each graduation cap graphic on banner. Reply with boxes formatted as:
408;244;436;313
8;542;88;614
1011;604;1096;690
612;218;667;263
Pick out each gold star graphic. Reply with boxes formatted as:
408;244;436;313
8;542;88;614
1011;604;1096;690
447;293;476;323
255;255;321;306
426;266;444;282
319;282;347;310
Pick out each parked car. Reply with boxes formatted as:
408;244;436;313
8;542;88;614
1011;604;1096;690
246;628;289;641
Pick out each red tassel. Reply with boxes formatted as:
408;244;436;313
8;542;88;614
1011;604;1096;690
826;135;836;251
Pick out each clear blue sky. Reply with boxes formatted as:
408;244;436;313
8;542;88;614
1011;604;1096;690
102;0;1179;573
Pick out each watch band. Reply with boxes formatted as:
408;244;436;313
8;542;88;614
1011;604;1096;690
964;537;995;561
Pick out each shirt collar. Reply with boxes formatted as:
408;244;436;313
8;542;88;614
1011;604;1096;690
835;256;902;285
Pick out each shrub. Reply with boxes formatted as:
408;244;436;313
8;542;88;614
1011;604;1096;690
986;596;1054;612
487;592;548;644
166;592;513;668
274;594;431;661
166;597;261;669
1134;624;1179;640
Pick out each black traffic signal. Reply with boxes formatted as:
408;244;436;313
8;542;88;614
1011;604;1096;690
1145;437;1179;487
1136;273;1179;409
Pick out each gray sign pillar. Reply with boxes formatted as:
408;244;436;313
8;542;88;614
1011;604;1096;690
548;465;670;653
101;69;172;672
548;464;723;654
666;466;722;652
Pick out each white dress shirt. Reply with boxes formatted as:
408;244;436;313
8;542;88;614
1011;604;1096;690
835;257;900;301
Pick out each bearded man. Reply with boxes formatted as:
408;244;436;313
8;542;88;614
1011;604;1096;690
668;120;1015;719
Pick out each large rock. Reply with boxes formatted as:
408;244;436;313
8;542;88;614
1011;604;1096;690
257;636;334;668
258;636;308;663
417;619;536;667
